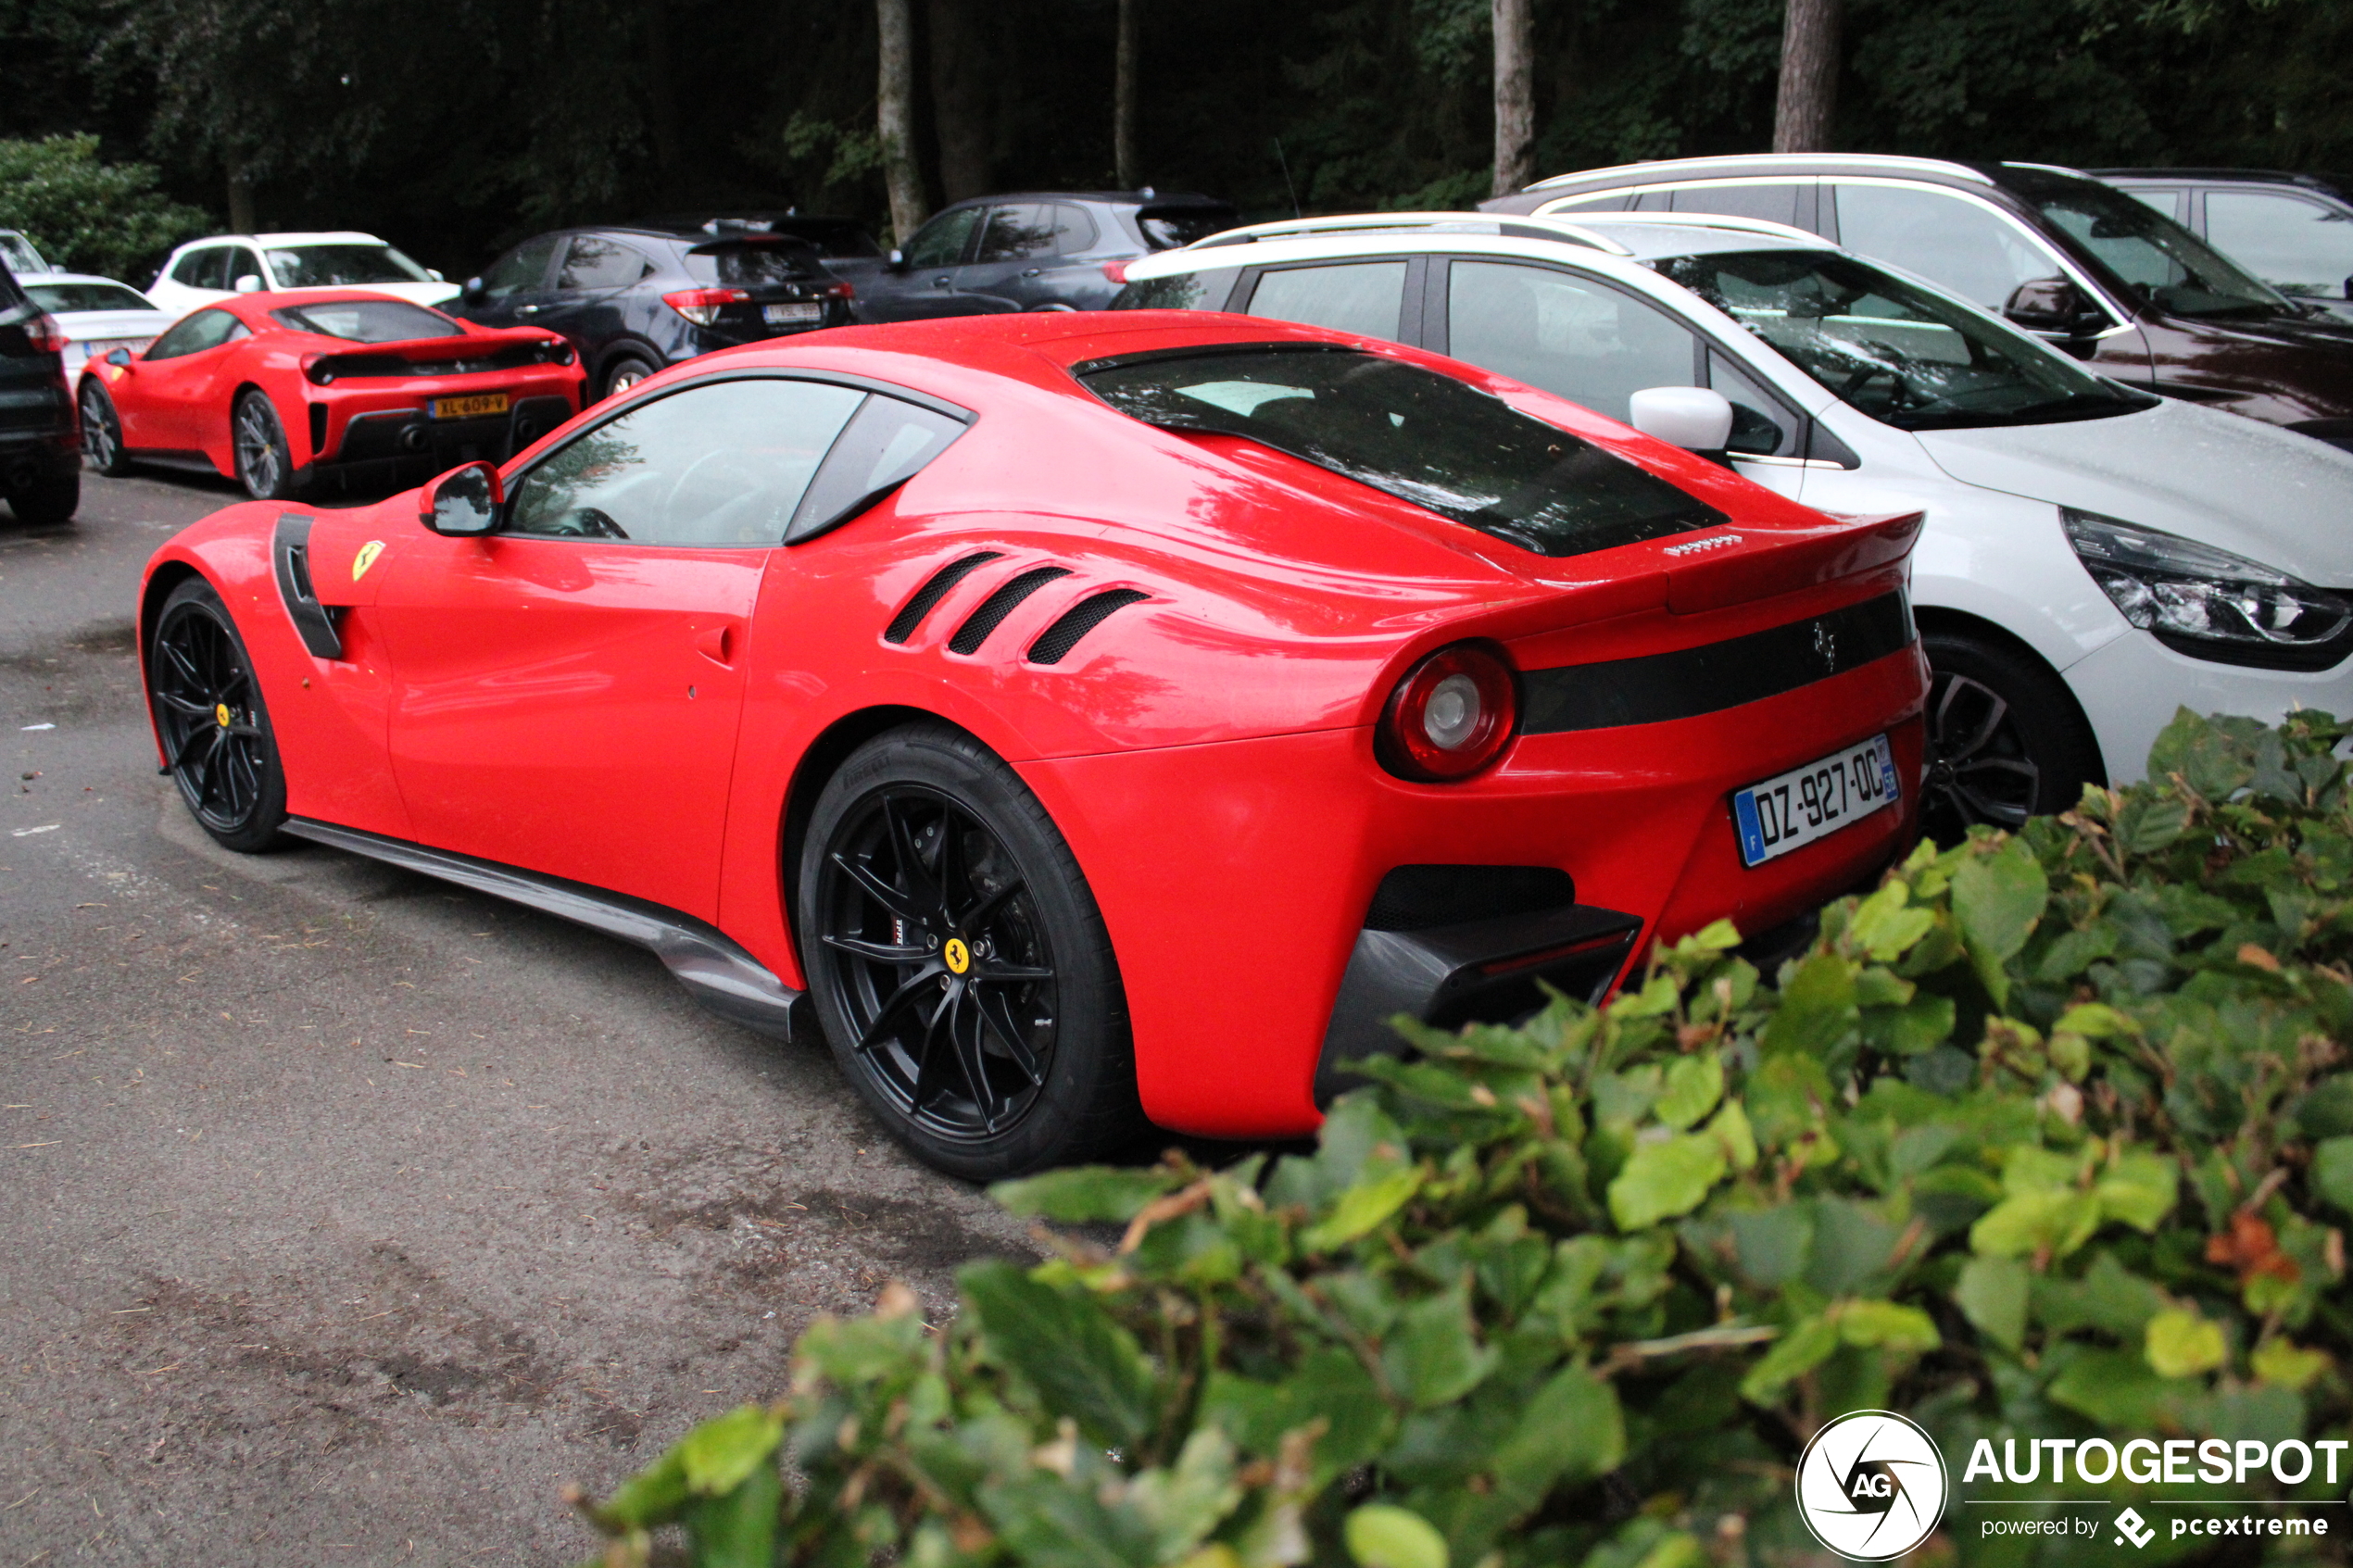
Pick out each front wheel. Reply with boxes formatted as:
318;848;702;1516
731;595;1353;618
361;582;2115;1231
233;391;302;501
81;381;132;476
148;577;287;852
1919;631;2103;844
799;723;1139;1179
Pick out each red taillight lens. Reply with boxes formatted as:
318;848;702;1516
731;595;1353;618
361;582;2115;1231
826;280;854;300
661;287;750;326
1378;644;1517;781
1100;258;1131;284
23;313;66;355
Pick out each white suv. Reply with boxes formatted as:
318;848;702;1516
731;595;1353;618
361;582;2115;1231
146;232;458;317
1116;212;2353;836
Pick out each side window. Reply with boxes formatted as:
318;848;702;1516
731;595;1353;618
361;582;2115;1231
1445;259;1696;424
2121;187;2185;222
787;395;969;542
481;234;560;300
2204;190;2353;298
975;204;1056;264
1541;192;1634;214
231;248;266;288
1832;183;2063;310
903;207;982;270
145;307;244;359
1245;261;1410;339
505;378;867;547
1667;182;1801;225
1705;351;1799;458
558;235;651;291
170;249;215;287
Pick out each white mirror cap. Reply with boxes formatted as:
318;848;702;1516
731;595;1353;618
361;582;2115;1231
1627;386;1734;451
233;274;263;293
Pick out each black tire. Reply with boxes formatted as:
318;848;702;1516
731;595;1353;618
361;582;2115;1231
80;380;132;476
1919;630;2103;845
232;390;302;502
5;467;78;526
148;577;288;853
799;722;1139;1179
600;353;658;401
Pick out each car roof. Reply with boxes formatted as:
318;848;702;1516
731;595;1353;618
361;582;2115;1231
16;270;147;290
2089;168;2353;193
1145;211;1822;272
176;232;393;250
1522;152;2002;192
937;190;1231;210
224;289;456;320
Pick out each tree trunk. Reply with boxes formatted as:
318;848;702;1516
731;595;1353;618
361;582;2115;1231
1772;0;1840;153
875;0;928;245
1114;0;1139;189
926;0;990;203
1491;0;1534;197
226;159;256;234
644;3;682;179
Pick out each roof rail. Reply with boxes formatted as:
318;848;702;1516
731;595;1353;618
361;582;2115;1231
1189;210;1630;257
1543;210;1820;245
1523;153;1993;192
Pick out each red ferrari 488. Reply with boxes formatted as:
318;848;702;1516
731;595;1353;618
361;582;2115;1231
82;291;583;501
139;312;1927;1177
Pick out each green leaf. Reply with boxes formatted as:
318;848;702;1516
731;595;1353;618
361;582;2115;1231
1952;836;2049;1006
2313;1135;2353;1217
1489;1365;1626;1508
681;1461;781;1568
678;1404;786;1496
1970;1188;2100;1260
1655;1054;1724;1131
1862;992;1955;1057
2034;1251;2164;1339
594;1445;690;1531
2145;1308;2227;1379
1848;882;1936;961
1302;1165;1426;1253
1345;1504;1449;1568
1381;1281;1496;1410
1953;1255;2030;1352
1607;1133;1728;1231
1704;1098;1757;1171
1759;951;1858;1059
1836;1299;1940;1352
960;1261;1160;1451
1126;1428;1245;1562
1200;1348;1391;1484
793;1311;925;1386
2094;1150;2179;1232
1740;1313;1839;1405
2045;1348;2194;1428
2250;1338;2331;1391
990;1165;1183;1223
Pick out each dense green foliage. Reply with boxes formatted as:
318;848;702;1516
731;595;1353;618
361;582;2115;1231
3;0;2352;281
0;134;207;280
573;708;2353;1568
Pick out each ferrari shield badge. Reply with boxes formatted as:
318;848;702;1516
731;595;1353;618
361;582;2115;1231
352;541;384;581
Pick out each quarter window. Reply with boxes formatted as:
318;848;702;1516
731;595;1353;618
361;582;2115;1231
1832;183;2063;311
1245;261;1410;339
1667;182;1802;226
2203;190;2353;300
505;378;866;547
1445;260;1696;426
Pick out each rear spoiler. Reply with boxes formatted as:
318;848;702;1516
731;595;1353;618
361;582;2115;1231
1663;509;1923;613
302;330;573;384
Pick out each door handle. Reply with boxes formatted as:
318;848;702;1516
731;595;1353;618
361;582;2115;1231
516;303;542;315
694;623;736;667
931;275;952;288
1020;268;1042;277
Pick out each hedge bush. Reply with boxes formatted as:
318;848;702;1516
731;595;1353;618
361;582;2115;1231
572;709;2353;1568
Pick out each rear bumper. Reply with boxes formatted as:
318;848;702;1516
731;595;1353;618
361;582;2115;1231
0;423;79;493
311;393;573;491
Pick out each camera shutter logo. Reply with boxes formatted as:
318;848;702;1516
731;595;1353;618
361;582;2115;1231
1794;1411;1949;1561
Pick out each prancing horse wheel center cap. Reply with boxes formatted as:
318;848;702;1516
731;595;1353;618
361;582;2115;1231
942;937;971;975
214;703;232;729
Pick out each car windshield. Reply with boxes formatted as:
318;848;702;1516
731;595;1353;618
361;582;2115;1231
1076;344;1726;558
271;299;463;342
264;244;435;288
1654;249;2156;431
2019;177;2291;320
26;282;153;313
684;242;825;284
0;232;45;274
1139;207;1237;250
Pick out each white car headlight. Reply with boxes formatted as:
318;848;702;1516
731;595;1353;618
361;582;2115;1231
2063;508;2353;671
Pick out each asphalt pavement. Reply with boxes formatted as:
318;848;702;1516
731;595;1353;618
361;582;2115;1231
0;471;1043;1564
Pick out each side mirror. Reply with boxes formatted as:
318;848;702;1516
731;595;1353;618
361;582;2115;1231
233;273;264;294
421;460;502;535
427;268;446;282
105;346;133;369
460;276;485;305
1628;386;1734;453
887;248;908;271
2004;277;2094;335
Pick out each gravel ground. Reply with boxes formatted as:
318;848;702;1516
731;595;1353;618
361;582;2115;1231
0;471;1048;1565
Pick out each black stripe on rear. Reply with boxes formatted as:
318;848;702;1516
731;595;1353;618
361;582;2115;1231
949;567;1072;655
1519;591;1913;734
1027;588;1151;665
885;552;1002;644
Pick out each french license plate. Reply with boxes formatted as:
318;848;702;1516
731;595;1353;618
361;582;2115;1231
762;303;821;325
1731;733;1900;868
430;392;510;420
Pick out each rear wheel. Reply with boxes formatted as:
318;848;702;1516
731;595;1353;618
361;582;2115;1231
1919;630;2103;844
233;391;301;501
149;577;287;852
80;381;132;476
5;468;77;526
601;354;658;400
799;723;1139;1179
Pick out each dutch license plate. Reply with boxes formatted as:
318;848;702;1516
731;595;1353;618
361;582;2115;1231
763;303;822;325
430;392;510;420
1731;733;1900;868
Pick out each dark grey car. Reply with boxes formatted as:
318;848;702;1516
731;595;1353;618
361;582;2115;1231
0;261;79;525
854;191;1236;322
2094;169;2353;322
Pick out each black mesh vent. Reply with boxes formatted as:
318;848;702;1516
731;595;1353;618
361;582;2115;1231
948;567;1071;656
1365;865;1577;932
308;402;328;456
1027;588;1151;665
885;551;1002;644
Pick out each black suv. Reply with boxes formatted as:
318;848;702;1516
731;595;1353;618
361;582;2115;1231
0;260;78;525
854;190;1237;321
2093;169;2353;322
447;226;855;401
1484;154;2353;448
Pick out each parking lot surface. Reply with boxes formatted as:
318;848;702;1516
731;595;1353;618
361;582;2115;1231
0;473;1038;1562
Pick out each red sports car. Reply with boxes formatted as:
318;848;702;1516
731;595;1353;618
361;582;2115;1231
138;312;1927;1177
80;291;584;501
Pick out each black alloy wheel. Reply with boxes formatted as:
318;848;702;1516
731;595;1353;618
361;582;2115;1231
1919;631;2103;845
800;724;1139;1179
233;390;300;501
80;381;132;476
601;354;658;401
148;578;287;852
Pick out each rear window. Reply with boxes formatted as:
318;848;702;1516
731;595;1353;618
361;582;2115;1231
1112;270;1240;310
1138;206;1237;250
271;299;464;342
265;244;435;287
1076;345;1724;558
27;282;155;313
685;242;826;285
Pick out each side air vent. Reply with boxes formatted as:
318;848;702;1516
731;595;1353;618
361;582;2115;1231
948;567;1071;655
1027;588;1151;665
1365;865;1577;932
308;402;328;457
885;551;1002;644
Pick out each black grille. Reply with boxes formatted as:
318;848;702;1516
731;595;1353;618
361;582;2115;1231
949;567;1071;655
1365;865;1577;932
885;552;1002;644
1027;588;1151;665
308;402;327;455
